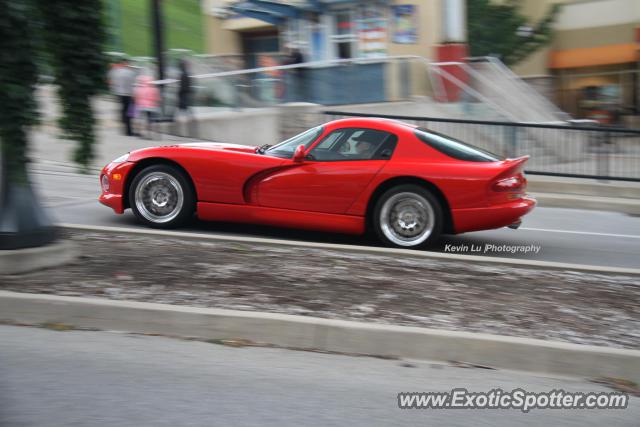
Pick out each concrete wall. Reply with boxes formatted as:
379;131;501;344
386;0;441;60
512;0;568;77
552;23;637;50
554;0;640;31
169;104;324;146
521;75;558;106
172;108;281;146
204;16;243;55
513;0;639;76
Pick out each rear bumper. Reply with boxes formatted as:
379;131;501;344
452;196;536;234
99;193;125;214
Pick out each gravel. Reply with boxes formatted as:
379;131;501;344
1;231;638;349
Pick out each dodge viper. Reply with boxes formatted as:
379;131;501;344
99;117;536;248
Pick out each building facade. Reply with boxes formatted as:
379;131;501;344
201;0;464;66
200;0;467;105
201;0;639;121
516;0;639;123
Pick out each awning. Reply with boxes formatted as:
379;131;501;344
230;0;319;26
222;17;274;31
230;2;287;26
549;43;638;69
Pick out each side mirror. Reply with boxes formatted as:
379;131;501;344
379;149;393;159
292;144;306;163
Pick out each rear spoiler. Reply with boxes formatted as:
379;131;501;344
503;155;529;166
495;155;529;179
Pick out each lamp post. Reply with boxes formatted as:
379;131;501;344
108;0;123;52
150;0;168;121
150;0;166;83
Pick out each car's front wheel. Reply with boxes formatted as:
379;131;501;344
129;164;195;228
373;184;443;248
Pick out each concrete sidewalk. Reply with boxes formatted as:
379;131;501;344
2;291;639;385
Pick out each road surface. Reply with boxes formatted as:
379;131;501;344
1;325;637;427
29;159;640;269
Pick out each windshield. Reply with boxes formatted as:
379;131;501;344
264;126;324;159
414;128;503;162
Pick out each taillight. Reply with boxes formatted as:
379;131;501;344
492;173;526;192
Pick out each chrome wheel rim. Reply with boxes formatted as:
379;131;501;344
134;172;184;223
380;192;435;247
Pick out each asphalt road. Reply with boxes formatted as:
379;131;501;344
31;165;640;269
1;325;637;427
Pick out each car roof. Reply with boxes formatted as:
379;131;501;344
325;117;418;133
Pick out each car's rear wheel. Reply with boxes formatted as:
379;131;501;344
129;164;194;228
373;184;443;248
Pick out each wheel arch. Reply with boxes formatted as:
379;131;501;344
366;176;454;234
123;157;198;210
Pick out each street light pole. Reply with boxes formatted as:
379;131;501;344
151;0;165;82
150;0;166;117
109;0;123;52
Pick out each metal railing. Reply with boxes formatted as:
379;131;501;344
465;56;571;122
324;111;640;182
153;55;518;122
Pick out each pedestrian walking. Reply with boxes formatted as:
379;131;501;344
108;59;138;136
284;47;305;102
134;75;160;139
176;59;197;137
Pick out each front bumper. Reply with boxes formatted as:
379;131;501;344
452;196;536;234
98;193;125;214
98;161;136;214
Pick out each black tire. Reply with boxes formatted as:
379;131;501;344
372;184;443;249
128;164;195;228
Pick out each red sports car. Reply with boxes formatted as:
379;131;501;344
99;118;535;248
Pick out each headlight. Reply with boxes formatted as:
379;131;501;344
101;174;110;192
111;153;129;163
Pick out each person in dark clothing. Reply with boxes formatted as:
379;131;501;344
108;59;137;136
178;59;192;110
289;48;303;67
285;48;305;102
176;59;197;137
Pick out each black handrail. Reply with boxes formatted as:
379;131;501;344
323;111;640;134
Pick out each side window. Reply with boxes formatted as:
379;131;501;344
414;128;502;162
314;130;345;151
309;128;398;161
265;126;324;159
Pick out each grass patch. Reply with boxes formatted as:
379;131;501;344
105;0;204;57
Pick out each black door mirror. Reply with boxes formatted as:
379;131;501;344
379;149;393;159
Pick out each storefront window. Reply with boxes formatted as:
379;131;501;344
331;10;357;59
279;3;389;62
358;4;387;58
309;13;326;61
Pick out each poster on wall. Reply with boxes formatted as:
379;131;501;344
392;5;418;44
358;5;387;58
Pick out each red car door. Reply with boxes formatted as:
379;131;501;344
255;160;386;214
256;128;398;214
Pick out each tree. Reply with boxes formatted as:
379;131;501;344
0;0;106;249
39;0;107;169
467;0;560;66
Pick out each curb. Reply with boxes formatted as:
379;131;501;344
59;223;640;275
534;192;640;216
1;291;639;382
527;176;640;200
0;240;78;276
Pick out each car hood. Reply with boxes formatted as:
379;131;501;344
174;142;257;154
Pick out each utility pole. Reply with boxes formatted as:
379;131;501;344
150;0;166;81
109;0;123;53
150;0;166;116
